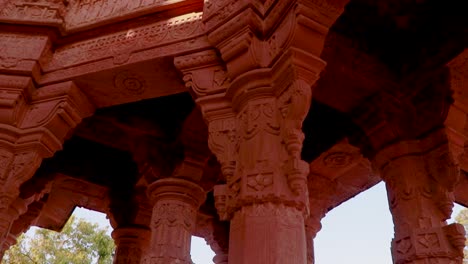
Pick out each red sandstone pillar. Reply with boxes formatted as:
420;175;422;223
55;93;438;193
112;227;150;264
374;130;466;264
146;178;206;264
174;1;350;262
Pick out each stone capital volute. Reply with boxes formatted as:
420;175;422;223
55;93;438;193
174;50;230;99
146;178;206;208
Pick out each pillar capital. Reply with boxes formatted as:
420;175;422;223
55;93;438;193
202;0;347;79
147;178;206;208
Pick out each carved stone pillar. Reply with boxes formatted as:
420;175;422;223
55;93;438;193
374;130;466;264
175;1;349;263
112;227;150;264
146;178;206;264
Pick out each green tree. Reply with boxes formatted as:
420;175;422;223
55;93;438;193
456;208;468;261
2;216;115;264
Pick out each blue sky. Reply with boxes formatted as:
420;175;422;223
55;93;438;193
49;182;465;264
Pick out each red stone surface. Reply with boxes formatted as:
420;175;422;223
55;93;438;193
0;0;466;263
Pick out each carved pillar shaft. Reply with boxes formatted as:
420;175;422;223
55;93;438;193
112;227;150;264
146;178;205;264
374;131;466;264
175;1;350;262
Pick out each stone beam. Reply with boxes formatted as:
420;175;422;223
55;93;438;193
35;175;109;231
64;0;202;33
40;13;209;86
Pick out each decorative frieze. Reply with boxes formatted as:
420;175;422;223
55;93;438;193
47;13;204;70
65;0;193;31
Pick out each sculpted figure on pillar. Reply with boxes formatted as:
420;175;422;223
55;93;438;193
175;0;350;263
374;130;465;264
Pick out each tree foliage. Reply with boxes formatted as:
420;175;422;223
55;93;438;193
2;216;115;264
455;208;468;261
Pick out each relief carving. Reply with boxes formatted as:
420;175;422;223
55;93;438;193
114;71;147;95
65;0;180;30
0;0;66;26
49;13;204;69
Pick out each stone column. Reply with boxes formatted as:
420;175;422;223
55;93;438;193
112;227;150;264
174;1;350;263
374;130;466;264
146;178;206;264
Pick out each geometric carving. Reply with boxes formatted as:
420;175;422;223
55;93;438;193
395;238;412;254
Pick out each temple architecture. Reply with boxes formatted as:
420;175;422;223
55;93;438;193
0;0;467;263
